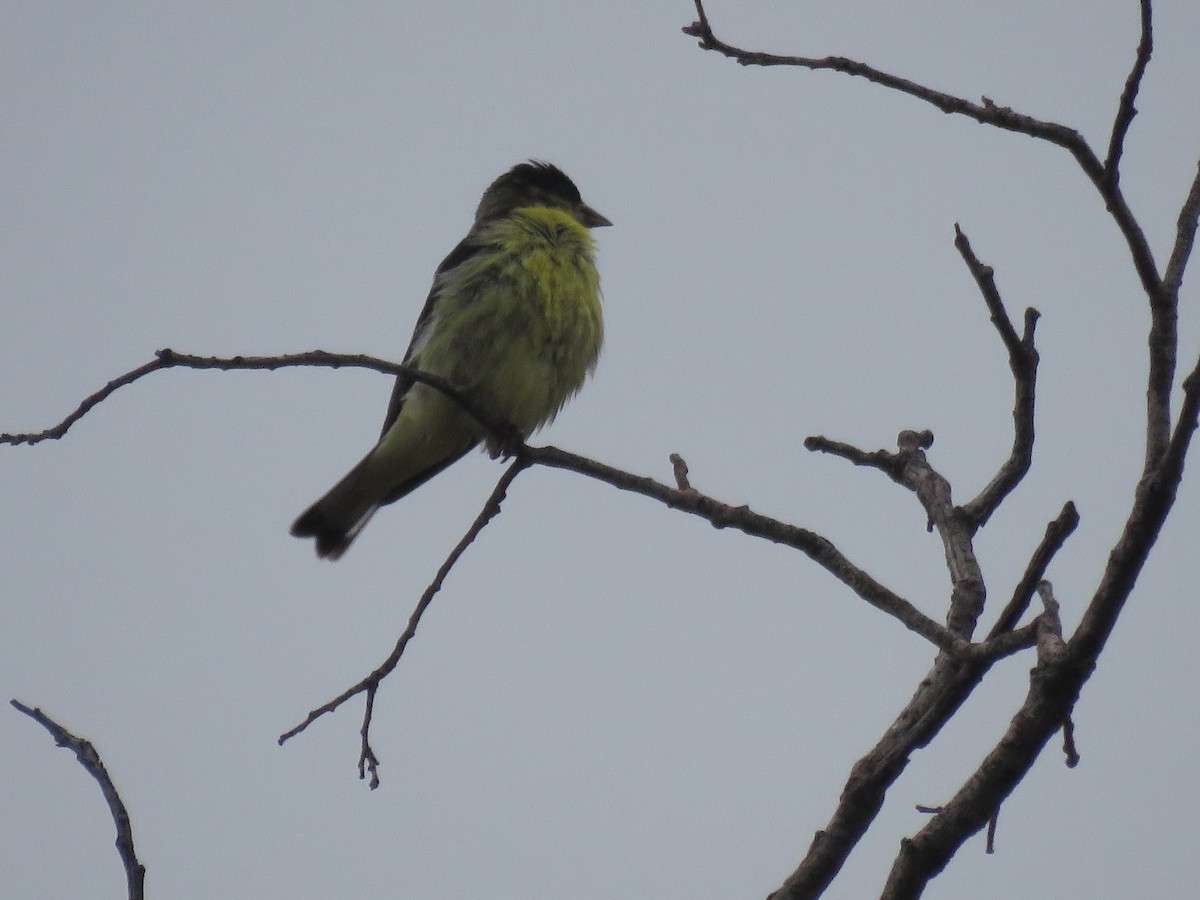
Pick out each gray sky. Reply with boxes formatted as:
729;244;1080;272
3;2;1199;898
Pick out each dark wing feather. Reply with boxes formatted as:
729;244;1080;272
378;234;484;438
378;445;473;506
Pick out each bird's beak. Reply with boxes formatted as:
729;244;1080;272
577;204;613;228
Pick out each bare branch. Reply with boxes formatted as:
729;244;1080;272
683;1;1166;318
1104;0;1154;189
769;649;1002;900
684;2;1103;175
729;420;1027;897
1138;218;1192;460
1073;351;1200;664
684;0;1184;513
12;700;145;900
803;434;905;479
880;355;1196;896
808;427;989;637
525;443;965;655
2;355;167;445
0;349;514;448
675;11;1194;886
954;226;1041;528
877;657;1082;898
876;347;1198;896
987;502;1080;638
953;226;1025;359
1148;156;1200;463
691;3;1182;496
809;426;989;638
902;430;986;637
875;403;1192;895
283;439;969;782
279;459;528;782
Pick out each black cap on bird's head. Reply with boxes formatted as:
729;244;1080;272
475;160;612;229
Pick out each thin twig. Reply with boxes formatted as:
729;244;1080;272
12;700;145;900
953;226;1024;359
1071;349;1200;663
987;502;1080;639
1104;0;1154;189
985;810;999;854
2;356;166;445
803;435;905;479
279;460;528;778
359;684;381;788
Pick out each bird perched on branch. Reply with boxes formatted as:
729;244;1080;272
291;161;610;559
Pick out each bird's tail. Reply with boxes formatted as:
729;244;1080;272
290;453;383;561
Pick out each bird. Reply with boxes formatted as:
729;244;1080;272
291;161;610;560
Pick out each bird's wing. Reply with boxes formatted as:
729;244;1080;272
379;234;483;438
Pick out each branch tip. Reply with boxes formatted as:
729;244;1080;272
985;810;999;854
1022;307;1041;343
1104;0;1154;186
669;452;693;491
896;429;933;451
1061;715;1081;768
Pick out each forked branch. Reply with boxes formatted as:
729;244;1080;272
987;502;1080;639
953;227;1040;529
684;2;1199;898
278;459;527;787
684;1;1162;308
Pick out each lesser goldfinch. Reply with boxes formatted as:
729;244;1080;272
291;161;610;559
